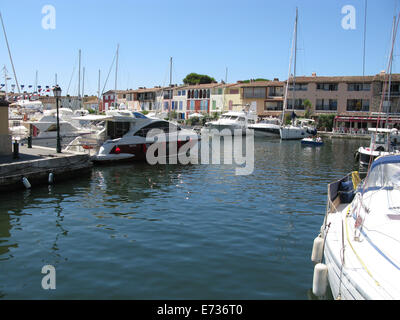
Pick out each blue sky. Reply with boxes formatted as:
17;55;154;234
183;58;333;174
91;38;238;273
0;0;399;96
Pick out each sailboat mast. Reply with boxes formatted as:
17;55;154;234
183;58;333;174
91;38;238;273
82;67;85;99
386;15;398;128
78;49;81;98
0;12;20;94
115;44;119;92
292;7;298;116
281;8;298;124
97;69;101;108
169;57;173;86
3;66;9;100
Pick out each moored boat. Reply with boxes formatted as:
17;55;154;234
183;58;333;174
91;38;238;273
301;136;323;146
355;128;400;167
66;110;199;163
311;154;400;299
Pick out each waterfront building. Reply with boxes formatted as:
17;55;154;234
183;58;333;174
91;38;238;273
261;72;400;131
101;90;132;112
222;84;243;112
220;80;284;118
209;83;235;115
133;87;163;112
183;83;215;118
172;86;188;120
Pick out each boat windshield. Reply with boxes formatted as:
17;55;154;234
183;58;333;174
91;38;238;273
363;161;400;192
375;133;387;145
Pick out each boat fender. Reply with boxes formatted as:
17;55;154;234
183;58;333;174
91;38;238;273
312;263;328;297
354;151;359;162
311;234;324;264
48;172;54;184
22;177;31;189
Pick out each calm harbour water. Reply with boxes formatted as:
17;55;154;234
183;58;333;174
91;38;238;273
0;138;364;299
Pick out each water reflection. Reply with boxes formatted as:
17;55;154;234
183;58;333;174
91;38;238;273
0;139;367;299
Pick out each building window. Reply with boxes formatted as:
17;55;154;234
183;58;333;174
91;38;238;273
179;101;183;110
288;83;308;91
348;83;371;91
194;90;199;99
316;83;338;91
218;88;223;95
190;100;195;110
243;87;266;99
177;91;181;96
264;101;283;111
316;99;337;111
181;90;186;95
230;89;239;94
287;99;305;110
346;99;370;111
268;86;283;96
212;100;216;110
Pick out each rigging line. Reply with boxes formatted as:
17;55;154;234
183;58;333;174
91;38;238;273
345;206;381;287
363;13;400;183
362;0;368;79
66;56;78;95
101;48;117;97
0;12;20;94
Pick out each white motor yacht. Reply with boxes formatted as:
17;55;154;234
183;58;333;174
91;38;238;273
248;117;281;137
311;154;400;299
205;110;256;135
66;111;199;163
24;108;92;140
280;118;317;140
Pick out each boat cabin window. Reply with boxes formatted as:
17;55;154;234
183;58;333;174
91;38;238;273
107;121;131;139
374;133;387;145
248;119;255;124
135;121;180;137
230;116;238;120
364;162;400;192
133;112;147;119
238;117;245;122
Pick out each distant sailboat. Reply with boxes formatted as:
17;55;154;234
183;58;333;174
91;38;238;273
280;8;317;140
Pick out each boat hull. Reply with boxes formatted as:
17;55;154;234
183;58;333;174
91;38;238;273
249;125;280;137
301;139;323;146
280;126;315;140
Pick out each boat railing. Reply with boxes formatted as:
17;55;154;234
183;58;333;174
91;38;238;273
327;171;361;214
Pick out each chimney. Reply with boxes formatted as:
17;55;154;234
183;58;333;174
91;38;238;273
380;70;386;75
311;72;317;77
273;78;279;81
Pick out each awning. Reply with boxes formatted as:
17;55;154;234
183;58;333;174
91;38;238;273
334;115;400;123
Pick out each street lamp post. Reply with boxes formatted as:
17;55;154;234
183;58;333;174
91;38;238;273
53;85;62;153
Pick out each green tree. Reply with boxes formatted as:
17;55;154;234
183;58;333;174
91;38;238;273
183;73;216;85
303;99;313;118
317;114;336;131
